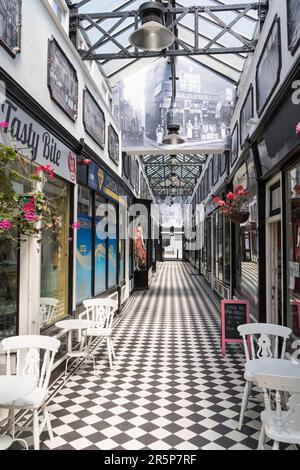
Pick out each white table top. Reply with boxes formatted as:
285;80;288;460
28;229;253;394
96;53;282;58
247;358;300;378
55;319;94;331
0;375;37;404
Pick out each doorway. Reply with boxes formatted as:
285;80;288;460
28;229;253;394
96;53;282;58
267;220;282;325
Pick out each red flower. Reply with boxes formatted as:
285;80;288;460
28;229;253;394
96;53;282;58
213;197;220;204
227;192;235;201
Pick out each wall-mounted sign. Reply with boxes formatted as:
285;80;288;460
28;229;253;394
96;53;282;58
83;88;105;149
88;160;119;203
48;37;78;121
0;0;21;56
256;17;281;116
108;124;119;165
240;86;253;148
0;97;77;183
221;300;250;356
287;0;300;55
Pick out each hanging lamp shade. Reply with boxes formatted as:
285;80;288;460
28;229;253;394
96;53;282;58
129;2;175;51
163;123;185;145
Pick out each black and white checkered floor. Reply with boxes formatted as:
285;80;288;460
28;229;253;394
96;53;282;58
16;262;295;450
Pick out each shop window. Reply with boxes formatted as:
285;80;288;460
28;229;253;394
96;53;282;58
0;238;18;339
40;176;70;328
94;194;106;295
213;155;219;185
208;160;213;191
76;186;93;304
234;195;259;319
108;202;117;289
286;165;300;338
48;0;68;29
204;217;212;272
119;207;126;284
220;153;227;176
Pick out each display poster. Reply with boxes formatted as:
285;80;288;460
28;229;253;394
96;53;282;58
94;217;106;294
134;224;147;271
76;214;92;303
108;222;117;288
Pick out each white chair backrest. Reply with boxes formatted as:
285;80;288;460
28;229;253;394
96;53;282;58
256;373;300;435
237;323;292;362
2;335;60;393
40;298;59;328
83;299;118;330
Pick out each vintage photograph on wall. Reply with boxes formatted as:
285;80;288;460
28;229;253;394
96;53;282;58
287;0;300;54
0;0;21;56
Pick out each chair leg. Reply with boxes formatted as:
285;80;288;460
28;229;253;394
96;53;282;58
107;337;113;370
110;340;116;360
257;425;266;450
7;407;15;438
42;402;53;441
239;380;252;431
33;409;40;451
64;356;71;382
273;441;280;450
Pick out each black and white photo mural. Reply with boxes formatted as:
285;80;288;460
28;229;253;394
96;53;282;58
0;0;21;55
108;124;119;165
48;37;78;121
83;88;105;149
287;0;300;54
256;17;281;116
112;57;235;152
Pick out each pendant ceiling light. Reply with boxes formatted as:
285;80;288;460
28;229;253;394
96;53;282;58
163;123;185;145
129;2;175;51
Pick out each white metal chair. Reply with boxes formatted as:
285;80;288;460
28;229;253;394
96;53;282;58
256;373;300;450
0;335;60;450
237;323;292;430
40;298;58;329
80;299;118;370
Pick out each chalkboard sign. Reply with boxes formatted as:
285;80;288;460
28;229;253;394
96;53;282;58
0;0;22;56
287;0;300;54
221;300;250;355
83;88;105;149
108;124;119;165
48;37;78;121
256;17;281;116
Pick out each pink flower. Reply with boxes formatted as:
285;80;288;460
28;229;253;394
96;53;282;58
227;192;235;201
213;197;220;204
218;201;226;207
296;122;300;134
0;219;12;230
24;213;38;222
68;237;73;242
0;122;9;128
72;222;81;230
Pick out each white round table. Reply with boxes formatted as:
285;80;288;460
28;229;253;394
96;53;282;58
0;375;36;450
56;320;95;379
248;358;300;378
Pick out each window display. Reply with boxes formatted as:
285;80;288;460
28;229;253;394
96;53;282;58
40;176;70;328
108;203;117;289
94;194;106;295
76;186;92;304
286;165;300;338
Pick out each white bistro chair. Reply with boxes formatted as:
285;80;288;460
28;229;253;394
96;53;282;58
256;373;300;450
237;323;292;430
40;298;58;329
80;299;118;370
0;335;60;450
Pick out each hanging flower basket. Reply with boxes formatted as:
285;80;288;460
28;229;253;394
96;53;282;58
228;210;250;224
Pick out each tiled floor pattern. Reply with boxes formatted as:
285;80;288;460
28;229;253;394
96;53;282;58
14;262;294;450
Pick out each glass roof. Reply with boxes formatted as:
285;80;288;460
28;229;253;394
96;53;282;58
73;0;260;85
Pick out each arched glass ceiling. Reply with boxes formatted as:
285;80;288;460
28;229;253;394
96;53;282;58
71;0;262;85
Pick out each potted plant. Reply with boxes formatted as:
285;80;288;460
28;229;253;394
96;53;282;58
213;185;250;224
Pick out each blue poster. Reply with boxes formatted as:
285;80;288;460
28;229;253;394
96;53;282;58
108;223;117;288
95;218;106;294
76;214;92;304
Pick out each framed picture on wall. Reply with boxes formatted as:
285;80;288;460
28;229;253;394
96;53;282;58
108;124;120;165
287;0;300;54
83;88;105;149
48;37;78;121
240;86;253;148
0;0;22;57
231;122;239;167
256;16;282;116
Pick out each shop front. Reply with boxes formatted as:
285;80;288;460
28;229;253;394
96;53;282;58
0;94;77;337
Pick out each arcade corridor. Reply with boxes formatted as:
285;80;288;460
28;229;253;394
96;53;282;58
19;262;273;451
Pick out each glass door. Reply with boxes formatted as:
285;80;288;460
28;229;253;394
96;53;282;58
268;221;282;325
